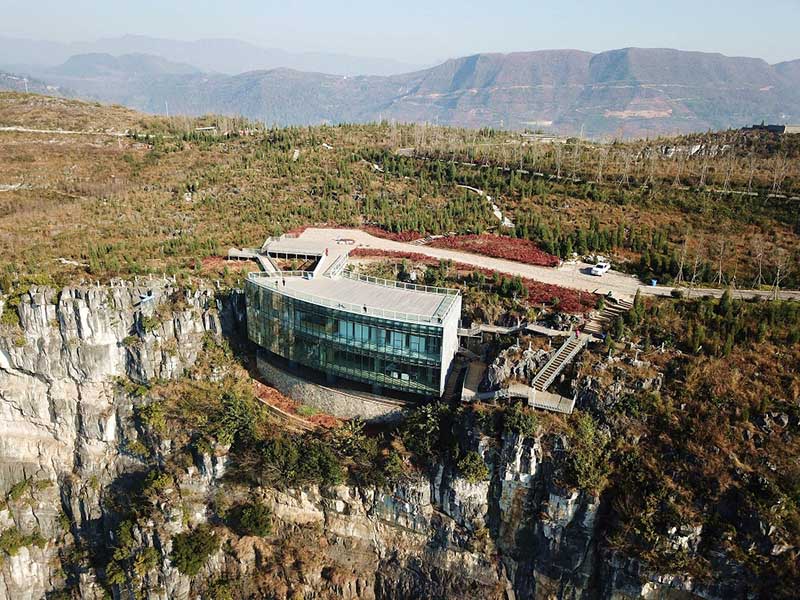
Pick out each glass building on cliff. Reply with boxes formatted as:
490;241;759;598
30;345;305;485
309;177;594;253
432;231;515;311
244;237;462;397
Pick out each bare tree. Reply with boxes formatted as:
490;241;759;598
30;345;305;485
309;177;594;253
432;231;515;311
722;149;736;193
674;236;689;286
751;236;767;288
714;239;727;286
672;152;685;188
643;151;657;188
771;249;791;300
698;157;709;188
746;152;757;193
553;144;564;179
595;145;608;184
687;254;702;298
618;149;632;187
771;155;790;194
569;139;582;180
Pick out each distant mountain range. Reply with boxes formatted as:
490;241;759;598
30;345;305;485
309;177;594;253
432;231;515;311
2;41;799;137
0;34;421;77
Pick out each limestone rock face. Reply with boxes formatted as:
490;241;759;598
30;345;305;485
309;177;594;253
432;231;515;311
0;282;244;600
0;283;727;600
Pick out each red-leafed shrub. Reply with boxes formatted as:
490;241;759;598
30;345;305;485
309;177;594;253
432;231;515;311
349;248;431;261
429;235;559;267
361;226;423;242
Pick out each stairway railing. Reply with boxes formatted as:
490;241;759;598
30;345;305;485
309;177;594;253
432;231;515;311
531;335;588;391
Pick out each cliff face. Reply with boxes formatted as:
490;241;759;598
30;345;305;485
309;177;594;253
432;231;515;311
0;283;713;600
0;282;244;599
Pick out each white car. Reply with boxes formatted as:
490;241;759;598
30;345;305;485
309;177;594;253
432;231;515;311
590;261;611;276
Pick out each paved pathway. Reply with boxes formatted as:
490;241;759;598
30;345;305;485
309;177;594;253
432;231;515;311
300;228;800;302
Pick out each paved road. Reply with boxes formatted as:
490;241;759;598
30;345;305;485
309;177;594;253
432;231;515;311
299;228;800;302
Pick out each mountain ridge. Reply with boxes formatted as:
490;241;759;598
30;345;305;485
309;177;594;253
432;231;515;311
5;46;799;137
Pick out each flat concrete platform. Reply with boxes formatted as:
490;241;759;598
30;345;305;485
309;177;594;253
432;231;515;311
280;274;453;322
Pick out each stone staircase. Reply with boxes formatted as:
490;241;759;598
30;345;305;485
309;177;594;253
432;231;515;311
583;296;633;336
531;334;589;393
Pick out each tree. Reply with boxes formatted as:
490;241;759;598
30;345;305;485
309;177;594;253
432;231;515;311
170;526;219;576
457;451;489;484
613;315;625;340
718;289;733;318
629;289;645;327
503;403;538;438
564;414;610;493
232;502;272;537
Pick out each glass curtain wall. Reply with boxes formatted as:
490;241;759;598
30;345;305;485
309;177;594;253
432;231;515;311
246;281;444;395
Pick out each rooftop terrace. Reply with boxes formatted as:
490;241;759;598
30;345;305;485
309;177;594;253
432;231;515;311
247;270;460;324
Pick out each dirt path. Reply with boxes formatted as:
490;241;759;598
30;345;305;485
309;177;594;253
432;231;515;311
0;125;129;137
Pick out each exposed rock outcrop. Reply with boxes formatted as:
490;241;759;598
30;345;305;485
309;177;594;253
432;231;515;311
0;283;729;599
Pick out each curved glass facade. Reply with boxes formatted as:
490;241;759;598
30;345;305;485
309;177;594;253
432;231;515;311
246;278;459;396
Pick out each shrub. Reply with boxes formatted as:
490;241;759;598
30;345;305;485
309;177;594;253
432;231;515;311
210;391;261;445
429;234;560;267
205;580;234;600
137;402;167;433
133;546;159;577
230;502;272;537
564;413;610;494
6;478;31;502
296;404;319;417
139;315;160;334
503;403;538;438
170;526;219;576
457;451;489;484
142;470;173;497
382;449;408;483
0;527;46;558
401;402;448;465
670;288;684;299
125;438;150;458
0;306;20;328
260;435;343;487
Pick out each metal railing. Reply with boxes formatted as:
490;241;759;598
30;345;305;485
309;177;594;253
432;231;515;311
265;245;324;258
325;253;349;278
249;270;312;280
247;273;451;325
531;336;588;391
340;270;460;297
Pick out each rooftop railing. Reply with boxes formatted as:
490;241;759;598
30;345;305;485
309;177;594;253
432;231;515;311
339;270;460;297
249;270;312;279
325;253;349;277
247;272;455;325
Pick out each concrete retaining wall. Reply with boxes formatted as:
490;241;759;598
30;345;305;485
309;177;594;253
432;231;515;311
256;353;410;424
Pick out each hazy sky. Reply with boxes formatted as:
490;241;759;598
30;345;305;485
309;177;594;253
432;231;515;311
2;0;799;64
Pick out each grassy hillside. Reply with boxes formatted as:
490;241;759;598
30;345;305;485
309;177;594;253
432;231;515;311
0;93;797;293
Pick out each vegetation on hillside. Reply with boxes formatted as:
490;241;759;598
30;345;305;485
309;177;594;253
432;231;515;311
0;93;797;294
573;294;800;596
